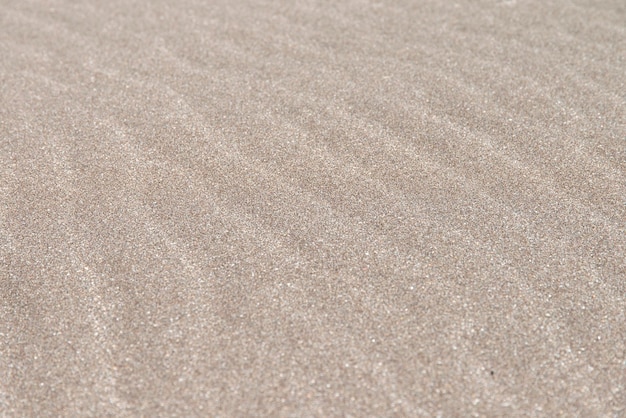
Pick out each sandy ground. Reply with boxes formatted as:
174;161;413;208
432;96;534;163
1;0;625;416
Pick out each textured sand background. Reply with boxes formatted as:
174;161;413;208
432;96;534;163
1;0;625;416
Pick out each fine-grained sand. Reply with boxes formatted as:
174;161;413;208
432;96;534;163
1;0;625;416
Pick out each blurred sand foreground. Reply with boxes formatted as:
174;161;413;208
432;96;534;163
1;0;625;416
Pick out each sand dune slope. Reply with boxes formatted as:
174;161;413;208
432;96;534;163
1;0;625;416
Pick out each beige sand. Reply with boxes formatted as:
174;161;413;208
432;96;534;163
1;0;625;416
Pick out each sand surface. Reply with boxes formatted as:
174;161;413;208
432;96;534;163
1;0;625;416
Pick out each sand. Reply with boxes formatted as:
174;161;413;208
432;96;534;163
1;0;625;416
